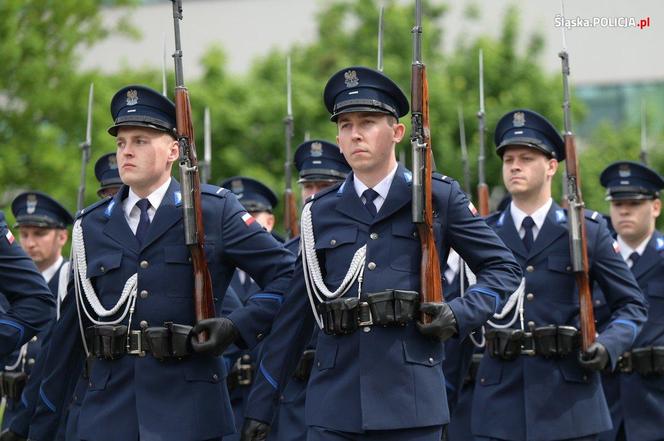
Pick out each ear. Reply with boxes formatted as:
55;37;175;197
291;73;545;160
392;122;406;143
547;158;559;178
57;229;69;247
653;198;661;218
167;137;180;162
266;214;276;232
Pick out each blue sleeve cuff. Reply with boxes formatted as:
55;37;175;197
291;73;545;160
249;293;284;305
39;386;56;413
0;319;25;350
259;361;279;390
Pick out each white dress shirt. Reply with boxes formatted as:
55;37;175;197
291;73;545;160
510;198;553;242
123;178;171;234
353;164;398;214
41;255;64;283
617;234;652;268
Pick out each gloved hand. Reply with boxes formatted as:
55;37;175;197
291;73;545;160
578;341;609;371
240;418;271;441
190;317;239;357
417;302;457;342
0;430;27;441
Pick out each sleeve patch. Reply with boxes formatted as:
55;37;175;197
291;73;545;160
468;201;478;216
5;229;15;245
612;241;620;254
241;212;256;226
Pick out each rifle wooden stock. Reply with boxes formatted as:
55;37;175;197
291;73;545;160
174;87;216;341
477;183;490;217
284;189;299;238
563;133;595;351
412;63;443;323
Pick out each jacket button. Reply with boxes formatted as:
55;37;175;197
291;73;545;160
212;374;219;381
256;332;264;341
370;233;378;240
526;293;534;301
31;336;38;342
28;358;35;365
367;262;376;270
595;299;601;306
330;239;337;246
317;361;321;368
140;260;149;269
566;265;572;272
526;265;534;273
139;320;149;329
363;326;371;333
480;378;485;384
527;321;535;329
428;357;434;364
140;290;149;299
100;265;105;272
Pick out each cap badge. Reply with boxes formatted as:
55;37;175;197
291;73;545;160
311;142;323;157
231;179;244;196
26;194;38;215
108;155;118;169
126;89;139;106
513;112;526;127
344;70;359;88
618;164;631;178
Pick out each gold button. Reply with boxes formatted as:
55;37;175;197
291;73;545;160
526;293;534;301
140;290;149;299
370;233;378;240
139;320;149;329
367;262;376;270
330;239;337;246
140;260;149;269
526;265;534;273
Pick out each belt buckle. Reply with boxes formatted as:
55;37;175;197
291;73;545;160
521;332;536;356
127;330;146;357
357;301;373;327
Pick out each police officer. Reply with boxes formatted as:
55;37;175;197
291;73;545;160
597;161;664;441
0;192;72;439
25;84;294;441
94;152;123;198
473;109;648;441
241;66;521;441
242;140;350;441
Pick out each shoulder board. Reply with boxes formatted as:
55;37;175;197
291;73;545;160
202;184;230;198
432;172;452;183
584;209;602;223
76;197;113;219
486;210;505;226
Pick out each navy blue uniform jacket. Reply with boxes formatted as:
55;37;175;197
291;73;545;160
244;165;521;433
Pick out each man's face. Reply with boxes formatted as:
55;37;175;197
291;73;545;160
502;146;557;198
301;180;338;201
610;198;660;243
336;112;404;175
116;127;178;195
19;226;67;269
250;211;275;233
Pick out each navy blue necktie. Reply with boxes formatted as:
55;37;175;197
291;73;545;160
629;251;640;269
521;216;535;252
135;199;151;246
362;189;379;218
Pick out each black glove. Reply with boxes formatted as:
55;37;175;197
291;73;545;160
190;317;239;357
0;430;27;441
578;341;609;371
417;302;457;342
240;418;271;441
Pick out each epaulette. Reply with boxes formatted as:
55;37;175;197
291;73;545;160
584;209;602;223
432;172;452;183
486;209;505;227
202;184;230;198
76;197;113;219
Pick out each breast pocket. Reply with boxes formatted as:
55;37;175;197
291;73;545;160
314;226;359;282
86;252;123;279
390;223;420;272
546;255;578;305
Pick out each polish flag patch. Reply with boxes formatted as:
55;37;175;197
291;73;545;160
468;202;478;216
241;212;256;226
612;241;620;254
5;229;15;245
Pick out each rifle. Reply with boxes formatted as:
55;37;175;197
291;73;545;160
283;56;299;239
377;5;384;72
411;0;443;321
476;49;489;217
171;0;216;340
640;99;648;165
559;6;595;351
162;32;168;97
77;83;94;212
202;107;211;184
458;105;471;196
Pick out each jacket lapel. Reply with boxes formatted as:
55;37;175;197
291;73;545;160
528;202;567;259
373;164;411;224
631;231;664;279
334;174;374;225
496;207;528;259
103;186;140;254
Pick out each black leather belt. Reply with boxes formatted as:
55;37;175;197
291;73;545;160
486;326;580;361
617;346;664;376
0;371;27;401
85;322;192;361
318;290;420;336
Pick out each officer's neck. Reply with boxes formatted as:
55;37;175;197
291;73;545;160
511;188;552;215
130;175;171;199
354;157;398;189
